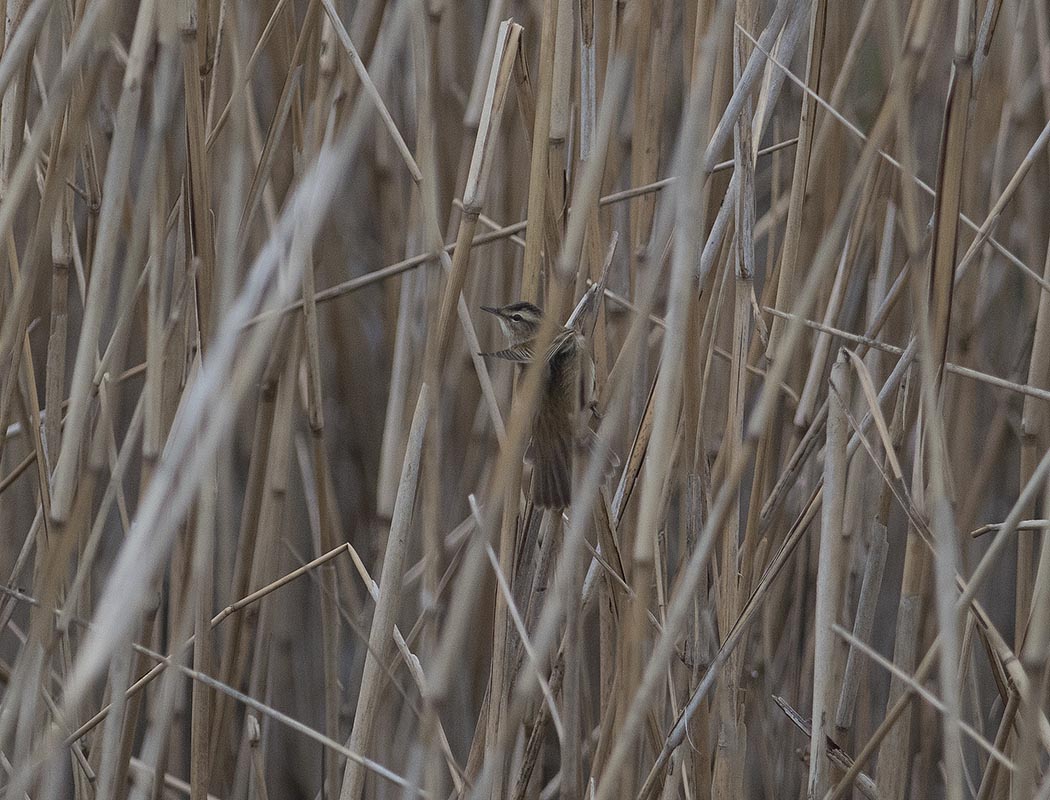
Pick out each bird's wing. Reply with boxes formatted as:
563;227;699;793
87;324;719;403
544;328;581;362
479;343;536;362
480;328;577;364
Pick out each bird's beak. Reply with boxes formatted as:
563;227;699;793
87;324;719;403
480;306;501;316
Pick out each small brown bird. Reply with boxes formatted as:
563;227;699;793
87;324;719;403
481;301;595;509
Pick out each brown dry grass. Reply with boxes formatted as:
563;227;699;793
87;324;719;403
0;0;1048;798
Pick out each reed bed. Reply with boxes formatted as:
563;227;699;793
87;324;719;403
1;0;1049;798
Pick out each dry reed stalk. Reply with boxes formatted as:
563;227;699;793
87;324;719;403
807;351;851;797
519;0;558;305
834;357;899;735
338;384;429;799
189;456;215;800
710;11;757;792
764;0;826;361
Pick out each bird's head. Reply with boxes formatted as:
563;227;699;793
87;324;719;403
481;301;544;341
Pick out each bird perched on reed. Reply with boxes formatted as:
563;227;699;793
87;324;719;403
480;301;596;509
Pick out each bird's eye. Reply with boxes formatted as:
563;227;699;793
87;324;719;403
511;314;522;322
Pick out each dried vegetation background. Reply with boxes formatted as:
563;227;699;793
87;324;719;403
1;0;1050;798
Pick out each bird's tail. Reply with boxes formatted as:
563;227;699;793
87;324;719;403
528;404;574;509
531;454;572;509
